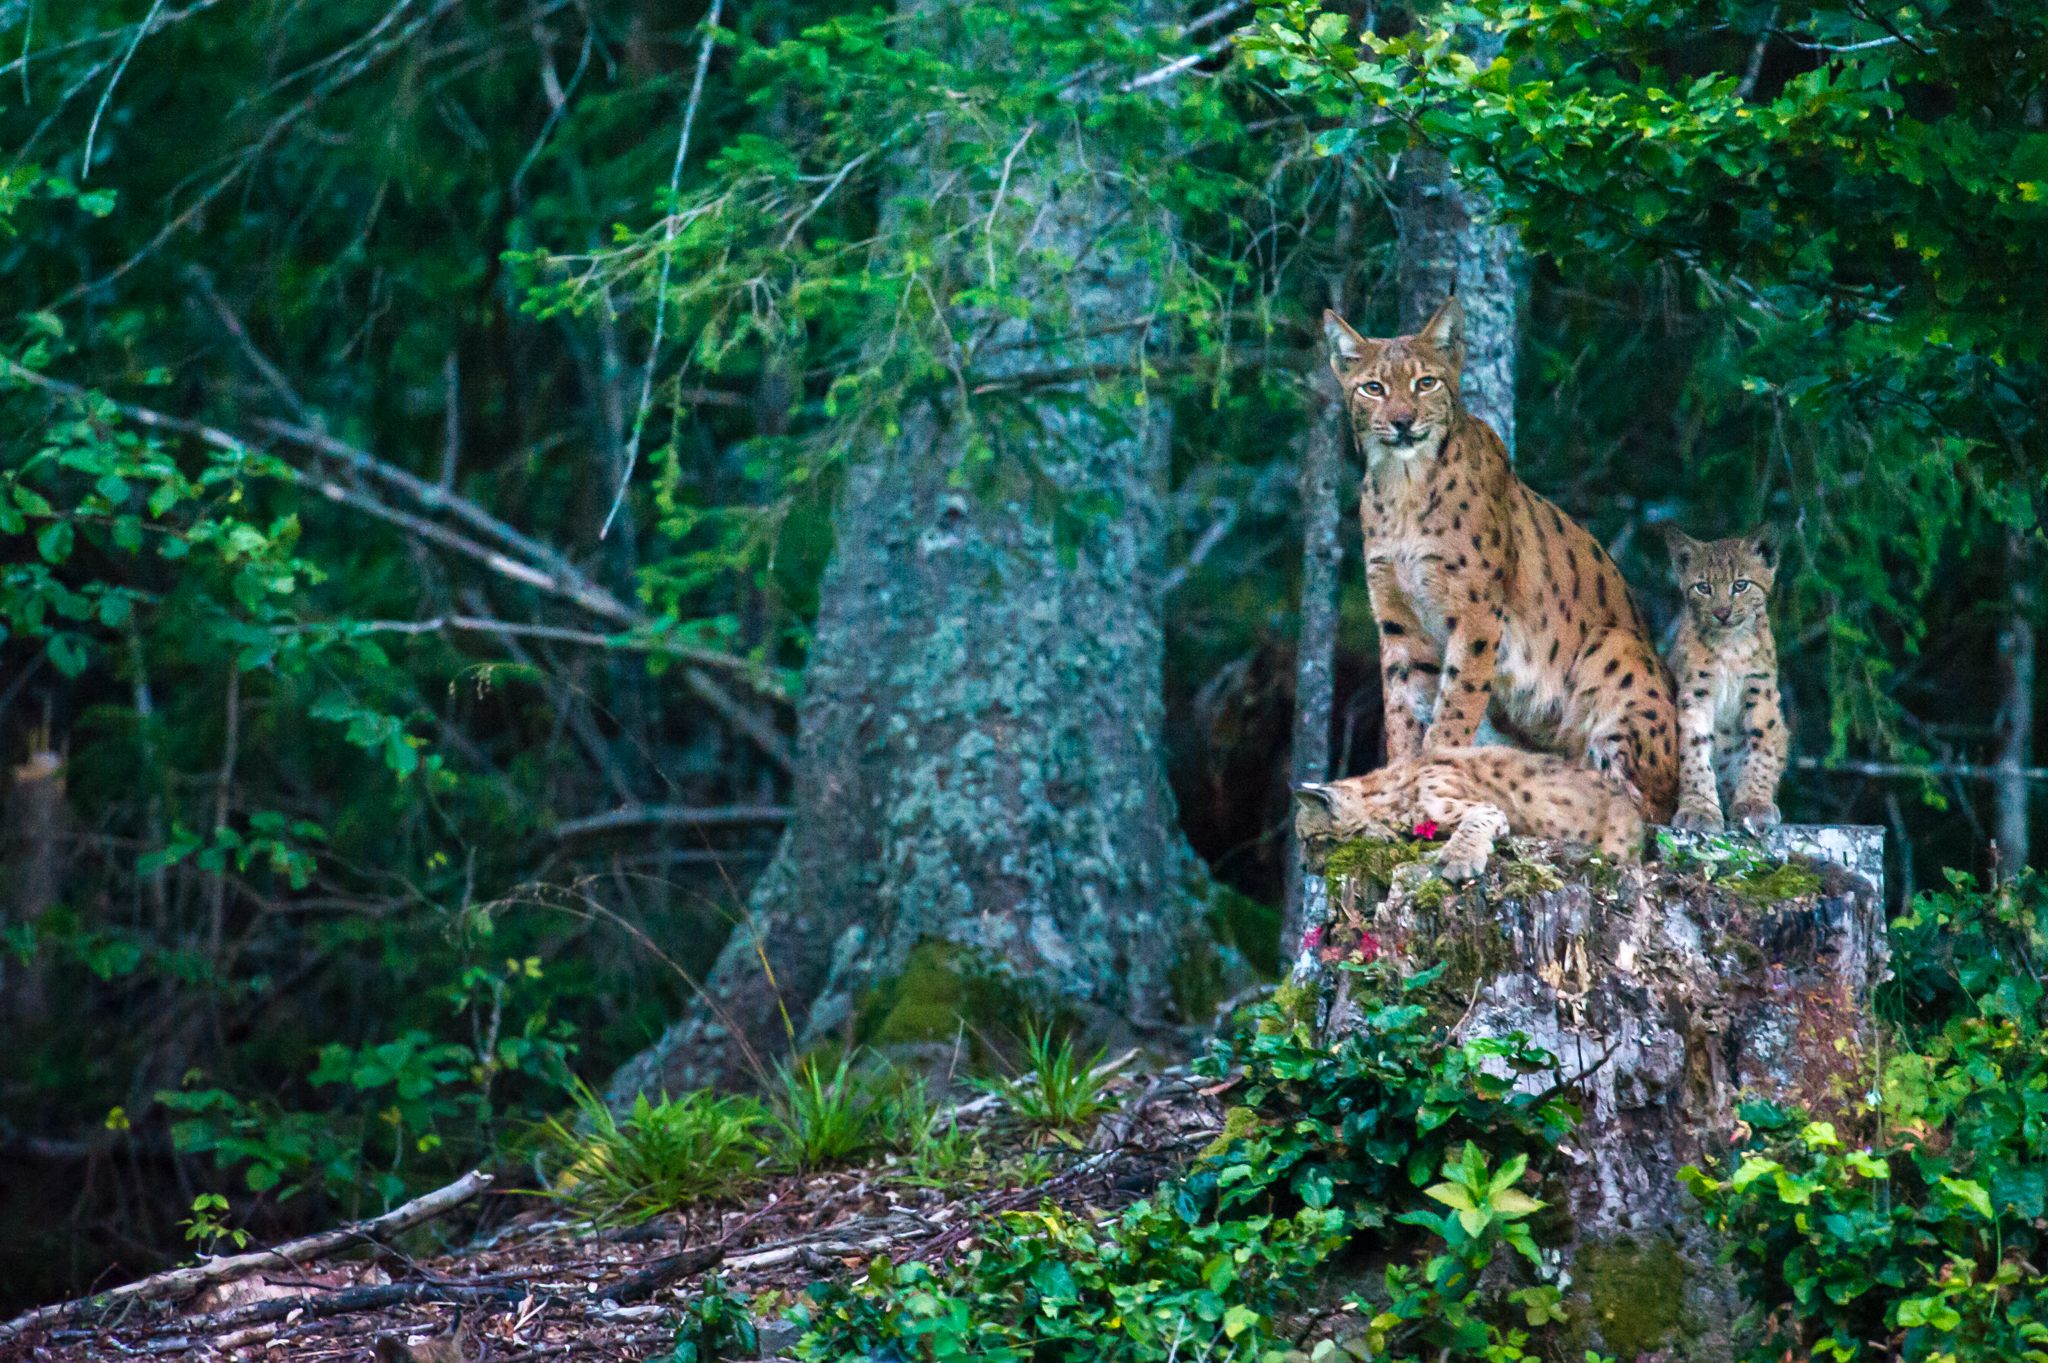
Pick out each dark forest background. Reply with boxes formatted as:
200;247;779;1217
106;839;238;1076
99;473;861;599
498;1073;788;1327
0;0;2040;1312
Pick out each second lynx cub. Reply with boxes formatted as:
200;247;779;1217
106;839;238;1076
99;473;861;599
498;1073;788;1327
1294;747;1644;883
1663;527;1786;832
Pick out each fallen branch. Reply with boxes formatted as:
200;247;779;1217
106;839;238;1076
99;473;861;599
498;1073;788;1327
0;1171;493;1341
172;1233;730;1340
1793;755;2048;783
554;803;792;841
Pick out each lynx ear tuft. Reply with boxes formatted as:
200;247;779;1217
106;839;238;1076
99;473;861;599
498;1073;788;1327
1416;295;1466;373
1745;525;1779;569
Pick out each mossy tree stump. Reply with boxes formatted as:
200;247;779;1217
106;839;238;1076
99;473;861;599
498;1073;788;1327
1295;824;1886;1361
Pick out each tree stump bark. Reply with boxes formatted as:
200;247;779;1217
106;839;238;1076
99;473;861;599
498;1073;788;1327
1294;825;1887;1361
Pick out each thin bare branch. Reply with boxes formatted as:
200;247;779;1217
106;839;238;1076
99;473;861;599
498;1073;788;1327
606;0;726;540
553;803;791;840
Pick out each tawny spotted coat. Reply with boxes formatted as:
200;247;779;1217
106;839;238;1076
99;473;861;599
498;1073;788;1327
1662;527;1787;832
1324;298;1680;822
1294;747;1645;882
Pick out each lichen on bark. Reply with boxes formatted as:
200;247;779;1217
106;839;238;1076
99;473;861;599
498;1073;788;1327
606;0;1215;1103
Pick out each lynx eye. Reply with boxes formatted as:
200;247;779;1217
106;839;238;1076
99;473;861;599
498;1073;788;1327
1414;375;1440;392
1362;380;1386;397
1691;582;1712;596
1731;580;1752;594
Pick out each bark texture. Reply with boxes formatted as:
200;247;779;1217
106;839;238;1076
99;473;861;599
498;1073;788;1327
1284;183;1364;948
1996;531;2035;869
1394;145;1523;458
1296;823;1886;1361
611;16;1203;1100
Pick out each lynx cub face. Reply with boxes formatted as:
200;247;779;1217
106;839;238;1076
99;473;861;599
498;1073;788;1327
1669;528;1776;636
1663;527;1787;834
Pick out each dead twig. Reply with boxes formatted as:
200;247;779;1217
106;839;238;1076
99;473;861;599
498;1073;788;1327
0;1171;493;1340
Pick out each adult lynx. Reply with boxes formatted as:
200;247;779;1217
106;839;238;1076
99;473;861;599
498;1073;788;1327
1325;298;1679;822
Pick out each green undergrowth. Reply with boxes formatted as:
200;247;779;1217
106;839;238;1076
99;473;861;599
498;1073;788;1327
784;962;1593;1363
1681;869;2048;1362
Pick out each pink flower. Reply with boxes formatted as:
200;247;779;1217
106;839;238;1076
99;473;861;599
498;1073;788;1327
1302;925;1325;954
1413;820;1440;841
1357;930;1382;964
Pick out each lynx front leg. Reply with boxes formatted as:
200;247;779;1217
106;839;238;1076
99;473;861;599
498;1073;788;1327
1728;687;1786;831
1416;766;1509;882
1422;602;1505;754
1670;694;1724;832
1366;557;1439;764
1578;631;1680;824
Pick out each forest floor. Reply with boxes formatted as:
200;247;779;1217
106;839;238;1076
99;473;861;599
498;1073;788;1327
6;1069;1225;1363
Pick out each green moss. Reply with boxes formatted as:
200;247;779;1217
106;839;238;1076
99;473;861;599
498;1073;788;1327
1169;929;1226;1022
1407;873;1457;912
1211;884;1281;977
1323;837;1426;894
1495;854;1566;900
856;940;1026;1049
1724;859;1825;902
1579;1232;1689;1358
1197;1104;1265;1160
1264;978;1319;1032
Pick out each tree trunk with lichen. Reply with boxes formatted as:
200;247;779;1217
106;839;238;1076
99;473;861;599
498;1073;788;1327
609;9;1212;1102
1294;824;1886;1361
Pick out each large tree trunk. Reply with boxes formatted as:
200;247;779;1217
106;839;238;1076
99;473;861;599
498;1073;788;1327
1395;146;1522;455
610;13;1205;1099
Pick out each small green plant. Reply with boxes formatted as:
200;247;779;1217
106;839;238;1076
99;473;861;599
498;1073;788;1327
643;1277;759;1363
178;1192;250;1257
975;1022;1119;1139
768;1050;906;1171
539;1081;770;1226
1350;1142;1560;1363
1652;830;1823;901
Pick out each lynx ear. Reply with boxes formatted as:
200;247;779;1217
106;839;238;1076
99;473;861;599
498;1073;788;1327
1293;783;1337;815
1661;524;1702;575
1744;525;1779;570
1416;295;1466;374
1323;310;1374;372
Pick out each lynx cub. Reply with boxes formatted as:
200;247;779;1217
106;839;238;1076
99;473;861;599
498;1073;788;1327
1663;527;1786;832
1294;747;1644;883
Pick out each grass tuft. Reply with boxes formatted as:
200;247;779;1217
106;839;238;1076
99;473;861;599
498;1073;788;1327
538;1080;769;1226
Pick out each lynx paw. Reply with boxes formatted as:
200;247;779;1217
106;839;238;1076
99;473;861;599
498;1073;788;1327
1732;801;1781;833
1437;851;1489;883
1671;802;1724;833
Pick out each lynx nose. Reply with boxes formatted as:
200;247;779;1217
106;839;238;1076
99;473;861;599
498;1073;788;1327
1713;607;1732;624
1389;416;1416;440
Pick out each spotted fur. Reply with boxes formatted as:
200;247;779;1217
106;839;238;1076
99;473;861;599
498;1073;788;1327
1294;747;1644;882
1663;527;1786;833
1324;298;1679;822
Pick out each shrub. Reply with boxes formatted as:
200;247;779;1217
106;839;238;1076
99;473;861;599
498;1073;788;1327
792;964;1587;1363
1682;870;2048;1362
